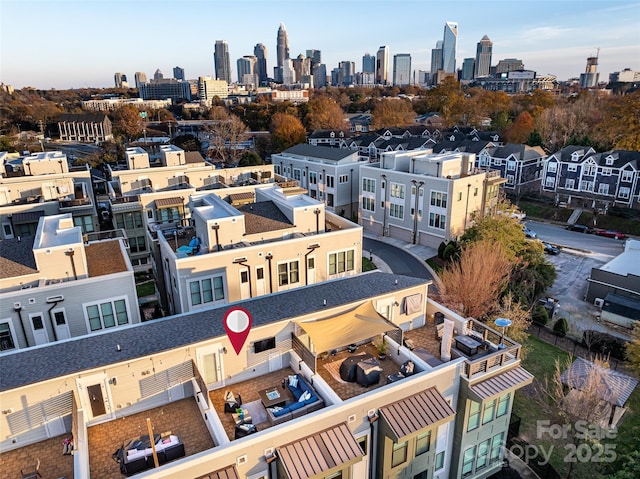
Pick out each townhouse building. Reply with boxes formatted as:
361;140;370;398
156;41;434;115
271;144;369;218
1;151;96;240
481;144;546;198
0;271;531;479
542;146;640;210
0;213;139;351
359;150;506;248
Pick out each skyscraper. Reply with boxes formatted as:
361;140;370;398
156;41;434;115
114;73;129;88
362;53;375;74
237;55;257;86
306;49;322;68
214;40;232;83
442;22;458;73
173;66;185;81
580;53;599;88
376;46;389;85
461;58;475;81
393;54;411;86
134;72;147;89
254;43;268;84
430;41;443;76
153;69;164;81
276;23;290;82
474;35;493;78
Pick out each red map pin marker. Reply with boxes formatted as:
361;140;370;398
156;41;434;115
223;307;252;355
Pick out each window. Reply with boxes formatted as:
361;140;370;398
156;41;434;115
462;446;476;476
497;393;510;417
73;215;94;233
467;401;481;431
622;170;633;182
601;167;612;176
580;181;594;192
435;451;445;470
86;299;129;331
584;165;596;176
413;471;428;479
490;432;505;463
430;191;447;208
493;158;502;166
476;439;491;470
391;441;408;467
482;398;496;424
309;171;317;185
54;310;66;326
390;183;405;199
565;179;575;189
339;174;349;184
362;197;375;212
507;174;514;184
329;250;355;274
278;260;299;286
547;162;557;173
567;164;578;172
507;161;516;171
363;178;375;193
189;276;224;306
605;156;614;165
0;321;16;351
326;175;335;188
473;187;478;197
293;168;301;181
129;236;146;253
598;183;609;195
457;191;462;201
619;187;631;199
545;177;555;188
389;203;404;219
416;431;431;455
116;211;143;229
158;206;181;223
429;213;446;230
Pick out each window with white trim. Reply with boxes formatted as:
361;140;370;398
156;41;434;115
329;250;355;274
598;183;609;195
545;177;555;188
309;171;317;185
390;183;405;199
85;298;129;331
189;276;225;306
339;174;349;184
493;158;502;166
362;177;375;193
430;191;447;208
326;175;335;188
435;451;445;470
605;156;614;165
619;187;631;199
621;170;633;183
567;164;578;172
362;197;375;212
429;212;446;230
507;174;514;184
278;260;299;286
507;161;516;171
601;167;612;176
584;165;596;176
389;203;404;219
293;168;301;181
0;321;16;351
546;162;557;173
580;181;594;192
73;215;94;233
565;179;575;189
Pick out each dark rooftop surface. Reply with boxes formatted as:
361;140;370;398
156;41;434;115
0;236;37;279
236;200;293;234
0;272;427;391
282;144;358;161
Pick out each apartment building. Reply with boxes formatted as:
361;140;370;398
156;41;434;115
271;144;369;219
481;144;546;197
359;150;506;248
57;113;113;143
0;272;531;479
0;213;139;351
542;146;640;210
1;151;96;240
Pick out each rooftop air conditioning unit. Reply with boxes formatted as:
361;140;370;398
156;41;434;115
594;298;604;308
46;295;64;303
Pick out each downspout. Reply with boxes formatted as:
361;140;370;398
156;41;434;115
412;180;424;244
381;174;388;236
350;168;354;220
66;248;78;281
314;208;320;235
368;414;379;479
265;253;273;294
47;299;62;342
14;304;29;348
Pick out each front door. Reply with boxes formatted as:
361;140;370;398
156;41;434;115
255;266;266;296
53;309;71;340
352;433;370;479
239;269;250;300
29;313;49;345
268;352;282;372
196;344;223;388
76;373;112;421
87;384;107;417
307;256;316;285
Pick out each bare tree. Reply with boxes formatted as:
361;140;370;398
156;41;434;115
203;108;249;166
436;241;512;319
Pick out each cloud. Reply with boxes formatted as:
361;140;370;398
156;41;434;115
520;26;576;44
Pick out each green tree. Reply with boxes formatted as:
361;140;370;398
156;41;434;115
611;451;640;479
270;112;306;152
526;129;544;147
553;317;568;337
238;151;264;166
532;305;549;326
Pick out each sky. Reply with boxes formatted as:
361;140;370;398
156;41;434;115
1;0;639;90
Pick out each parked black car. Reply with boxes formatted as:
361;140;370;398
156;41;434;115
566;224;592;233
543;242;559;255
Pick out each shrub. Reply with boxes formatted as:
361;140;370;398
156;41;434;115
581;330;628;360
532;305;549;326
437;241;447;259
442;240;460;262
553;317;568;337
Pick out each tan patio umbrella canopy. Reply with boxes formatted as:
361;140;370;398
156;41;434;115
295;301;394;354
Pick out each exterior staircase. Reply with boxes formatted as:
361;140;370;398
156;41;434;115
567;208;583;225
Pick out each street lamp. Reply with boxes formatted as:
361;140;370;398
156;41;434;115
495;318;512;347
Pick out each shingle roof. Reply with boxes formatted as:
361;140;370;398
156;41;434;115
85;240;129;277
236;200;293;234
0;272;426;391
282;144;356;161
0;237;37;279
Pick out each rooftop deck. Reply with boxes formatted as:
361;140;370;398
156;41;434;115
1;433;74;479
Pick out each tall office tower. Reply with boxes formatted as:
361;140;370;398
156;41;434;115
276;23;290;82
474;35;493;78
114;73;129;88
198;76;229;104
442;22;458;73
306;49;322;68
237;55;257;86
282;58;295;84
376;46;389;84
153;69;164;81
339;61;355;86
461;58;475;81
416;70;430;85
292;54;311;83
134;72;147;89
495;58;525;74
313;63;327;88
173;66;185;80
254;43;268;84
214;40;232;83
580;52;600;88
430;41;443;76
362;53;375;73
392;54;411;86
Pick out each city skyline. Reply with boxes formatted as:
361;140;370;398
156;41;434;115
1;0;639;90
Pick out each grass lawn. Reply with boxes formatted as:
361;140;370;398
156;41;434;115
136;281;156;297
362;257;377;272
517;201;573;223
513;335;640;479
